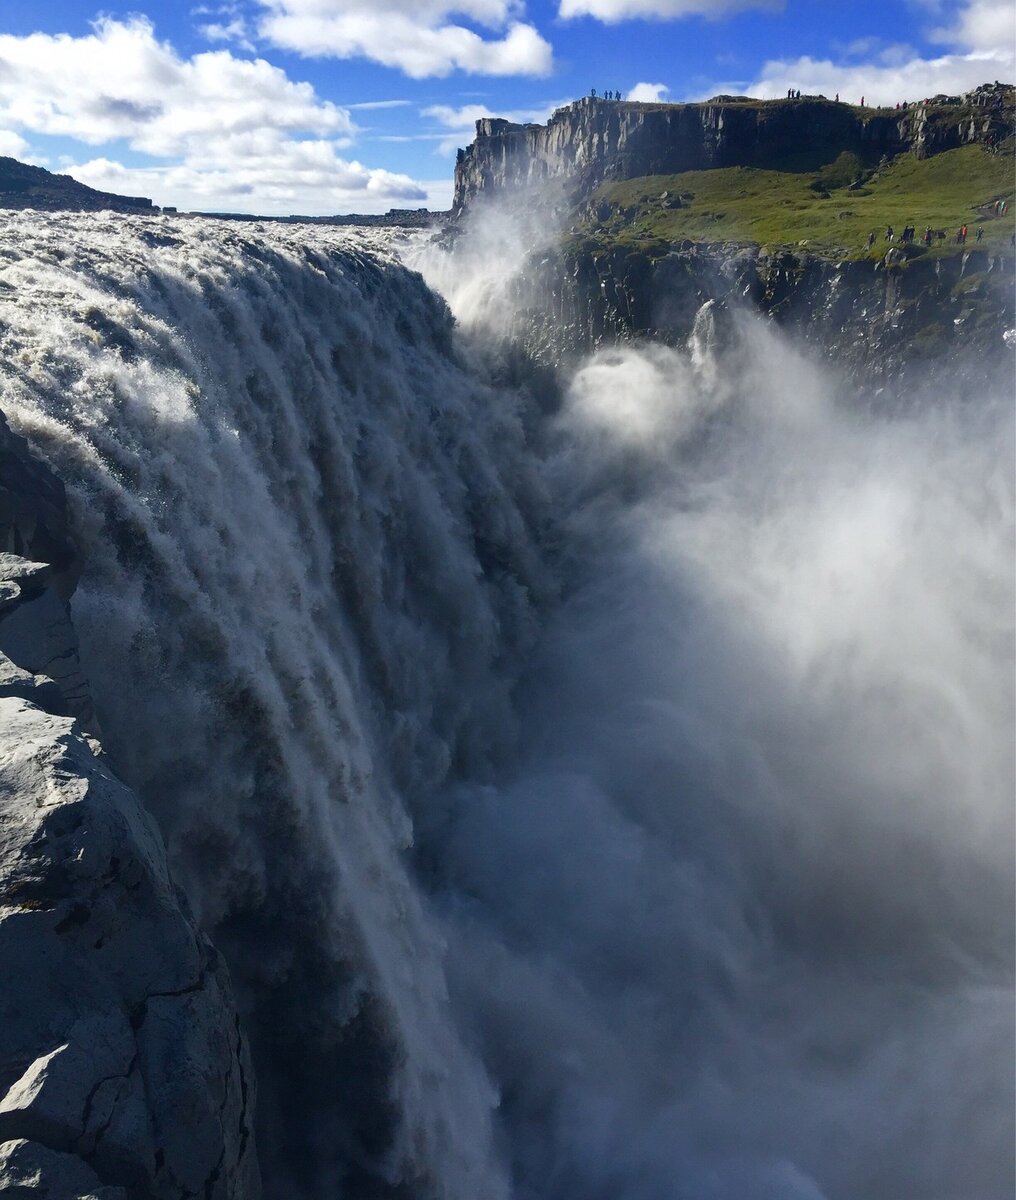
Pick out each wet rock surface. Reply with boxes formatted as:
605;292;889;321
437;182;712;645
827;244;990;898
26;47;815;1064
0;428;259;1198
510;239;1015;386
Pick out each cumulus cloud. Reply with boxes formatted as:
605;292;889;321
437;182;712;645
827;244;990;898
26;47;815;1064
256;0;553;77
626;81;670;101
731;0;1014;105
69;140;431;215
0;130;30;159
0;16;352;153
559;0;780;23
0;16;433;214
423;99;565;153
199;17;258;52
195;1;258;49
932;0;1016;51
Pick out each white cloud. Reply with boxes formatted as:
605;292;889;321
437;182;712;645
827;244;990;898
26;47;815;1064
931;0;1015;52
627;82;670;101
257;0;553;77
0;17;433;215
199;17;258;52
0;130;30;159
347;99;413;109
69;137;430;215
194;1;257;49
559;0;780;23
729;0;1014;105
423;99;565;153
0;17;352;153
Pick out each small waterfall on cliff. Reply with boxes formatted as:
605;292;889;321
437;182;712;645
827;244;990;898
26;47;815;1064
0;210;1012;1199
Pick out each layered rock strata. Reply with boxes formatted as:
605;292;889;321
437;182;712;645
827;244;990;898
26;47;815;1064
511;241;1015;384
453;90;1014;211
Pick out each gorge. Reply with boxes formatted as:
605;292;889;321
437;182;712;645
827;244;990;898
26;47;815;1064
0;90;1013;1200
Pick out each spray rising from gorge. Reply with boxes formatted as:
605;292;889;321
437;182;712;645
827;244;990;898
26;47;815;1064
0;206;1012;1198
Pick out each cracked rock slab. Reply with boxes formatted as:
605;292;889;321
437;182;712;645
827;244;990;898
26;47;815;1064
0;699;260;1198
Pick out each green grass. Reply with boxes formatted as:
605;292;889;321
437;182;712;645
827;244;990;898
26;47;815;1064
575;143;1016;262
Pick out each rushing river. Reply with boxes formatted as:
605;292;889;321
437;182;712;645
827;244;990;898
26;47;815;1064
0;210;1012;1199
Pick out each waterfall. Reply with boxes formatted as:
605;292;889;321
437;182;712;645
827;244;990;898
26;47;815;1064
0;211;550;1197
1;209;1012;1199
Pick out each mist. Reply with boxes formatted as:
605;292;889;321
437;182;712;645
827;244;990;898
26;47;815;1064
0;208;1010;1198
411;259;1015;1197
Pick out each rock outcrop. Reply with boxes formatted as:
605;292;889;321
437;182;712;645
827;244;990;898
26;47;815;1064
0;158;155;215
509;240;1015;385
453;89;1014;212
0;421;259;1198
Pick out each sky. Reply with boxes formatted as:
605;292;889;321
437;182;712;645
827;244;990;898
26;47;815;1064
0;0;1012;215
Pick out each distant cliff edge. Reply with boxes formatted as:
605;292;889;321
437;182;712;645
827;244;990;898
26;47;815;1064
453;84;1014;212
0;157;158;214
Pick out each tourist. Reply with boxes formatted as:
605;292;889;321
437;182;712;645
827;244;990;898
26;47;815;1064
885;224;894;242
976;227;984;242
867;231;876;249
923;226;933;245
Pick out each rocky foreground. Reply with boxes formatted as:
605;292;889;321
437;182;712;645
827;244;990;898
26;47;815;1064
0;413;259;1199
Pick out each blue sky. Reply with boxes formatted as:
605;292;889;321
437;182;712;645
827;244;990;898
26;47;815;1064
0;0;1011;214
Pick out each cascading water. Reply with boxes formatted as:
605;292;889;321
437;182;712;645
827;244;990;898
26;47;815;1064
0;211;552;1198
0;209;1012;1200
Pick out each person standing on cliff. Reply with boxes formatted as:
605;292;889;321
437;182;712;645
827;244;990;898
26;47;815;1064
923;226;933;245
867;231;876;249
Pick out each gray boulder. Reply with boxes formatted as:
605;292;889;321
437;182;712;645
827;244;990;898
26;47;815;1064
0;685;259;1198
0;412;260;1198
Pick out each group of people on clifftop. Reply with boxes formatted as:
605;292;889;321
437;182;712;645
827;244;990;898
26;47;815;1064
866;218;1013;251
590;89;623;101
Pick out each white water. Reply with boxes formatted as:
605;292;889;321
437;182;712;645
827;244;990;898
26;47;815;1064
0;210;1012;1199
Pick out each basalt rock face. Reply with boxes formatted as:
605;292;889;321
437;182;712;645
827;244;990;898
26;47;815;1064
0;422;259;1198
453;93;1012;212
0;158;155;214
512;241;1016;386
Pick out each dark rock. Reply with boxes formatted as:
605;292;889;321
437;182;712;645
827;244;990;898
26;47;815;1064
506;238;1016;389
453;88;1015;213
0;158;155;214
0;419;261;1198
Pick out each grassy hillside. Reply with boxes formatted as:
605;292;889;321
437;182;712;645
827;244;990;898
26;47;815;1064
577;143;1015;261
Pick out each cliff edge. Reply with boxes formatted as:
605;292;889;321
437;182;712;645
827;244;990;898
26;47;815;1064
0;159;156;215
453;85;1014;212
0;413;259;1199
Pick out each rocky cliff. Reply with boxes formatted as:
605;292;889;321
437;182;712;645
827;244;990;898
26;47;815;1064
0;413;259;1199
505;239;1014;386
453;87;1013;212
0;158;156;214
